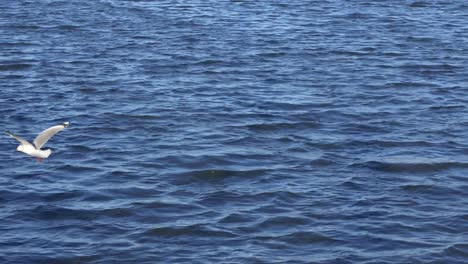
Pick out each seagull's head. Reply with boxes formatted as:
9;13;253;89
16;145;24;152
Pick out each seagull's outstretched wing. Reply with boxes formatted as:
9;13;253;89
33;122;70;149
6;131;34;147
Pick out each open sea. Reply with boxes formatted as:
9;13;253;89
1;1;468;263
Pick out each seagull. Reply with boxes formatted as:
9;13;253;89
6;122;70;162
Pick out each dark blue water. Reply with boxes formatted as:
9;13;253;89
1;1;468;263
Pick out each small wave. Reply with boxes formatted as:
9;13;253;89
103;112;160;122
255;216;310;229
332;50;370;56
429;105;465;110
10;24;40;30
79;190;113;202
246;121;319;131
135;200;203;213
104;187;159;199
10;205;98;221
410;1;430;7
98;207;135;218
109;170;132;176
406;36;436;43
57;24;80;30
141;225;237;238
400;184;434;192
78;87;98;94
254;51;287;58
2;74;24;79
38;255;99;264
398;63;462;70
0;41;37;47
218;213;258;224
354;159;468;173
278;231;337;245
356;139;435;147
335;12;372;20
193;59;226;66
40;189;87;202
0;63;33;71
400;184;464;196
58;164;104;173
444;243;468;258
176;169;269;182
69;145;94;152
384;81;433;88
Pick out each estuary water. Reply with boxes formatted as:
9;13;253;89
1;1;468;263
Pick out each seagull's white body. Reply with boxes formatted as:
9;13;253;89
17;144;52;159
6;122;70;162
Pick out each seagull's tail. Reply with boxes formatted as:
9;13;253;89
44;149;52;158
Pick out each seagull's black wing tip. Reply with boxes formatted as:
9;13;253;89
5;131;16;138
62;122;70;128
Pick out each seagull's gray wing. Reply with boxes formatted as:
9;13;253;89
33;122;70;149
6;131;34;147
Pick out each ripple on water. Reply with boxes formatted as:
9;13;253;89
357;159;468;173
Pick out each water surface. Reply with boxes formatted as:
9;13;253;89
1;1;468;263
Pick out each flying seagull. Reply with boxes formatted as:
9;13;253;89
6;122;70;162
